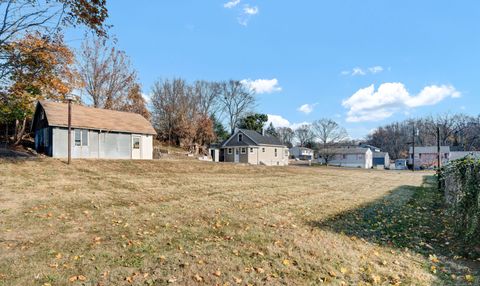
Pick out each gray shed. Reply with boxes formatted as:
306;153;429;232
32;101;156;159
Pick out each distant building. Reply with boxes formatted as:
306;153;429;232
373;152;390;169
449;151;480;161
32;101;156;159
395;159;408;170
409;146;450;169
318;147;373;169
221;129;289;166
359;143;381;153
289;146;314;160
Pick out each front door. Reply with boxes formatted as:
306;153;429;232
234;148;240;163
132;136;141;159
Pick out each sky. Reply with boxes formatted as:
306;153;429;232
66;0;480;139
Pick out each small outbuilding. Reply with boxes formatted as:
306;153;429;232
32;101;156;159
289;146;314;160
373;152;390;169
318;147;373;169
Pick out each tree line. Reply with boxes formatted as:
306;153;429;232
366;114;480;159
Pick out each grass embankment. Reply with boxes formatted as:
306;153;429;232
0;159;478;285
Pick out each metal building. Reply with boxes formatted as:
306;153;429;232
32;101;156;159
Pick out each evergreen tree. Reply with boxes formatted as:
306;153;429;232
238;113;268;133
211;114;229;142
266;122;278;137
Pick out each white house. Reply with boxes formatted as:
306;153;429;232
318;147;373;169
289;146;314;160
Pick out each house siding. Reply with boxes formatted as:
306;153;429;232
221;146;288;166
50;127;152;159
320;149;373;169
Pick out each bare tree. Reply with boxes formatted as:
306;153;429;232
77;37;136;110
220;80;255;134
294;124;314;147
194;80;221;116
311;119;348;164
0;0;108;82
120;83;150;120
276;127;294;148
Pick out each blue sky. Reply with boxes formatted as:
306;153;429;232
67;1;480;139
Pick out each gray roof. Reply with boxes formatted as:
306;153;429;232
290;146;313;151
322;147;370;154
409;146;450;154
240;129;284;146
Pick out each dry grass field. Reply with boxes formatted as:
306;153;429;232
0;158;478;285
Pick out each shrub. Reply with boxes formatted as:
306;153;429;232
441;157;480;255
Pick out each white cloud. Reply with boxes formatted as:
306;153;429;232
342;66;385;76
241;78;282;94
297;103;317;114
342;83;461;122
243;4;259;15
266;114;309;130
224;0;240;8
369;66;384;74
142;93;152;104
267;114;291;128
237;4;259;26
352;67;366;76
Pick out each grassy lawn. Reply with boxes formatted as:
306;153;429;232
0;158;478;285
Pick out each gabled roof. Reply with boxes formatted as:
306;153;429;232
222;129;285;147
35;101;156;135
240;129;284;146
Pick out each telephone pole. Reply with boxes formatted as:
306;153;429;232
412;124;415;172
66;95;73;165
437;125;441;191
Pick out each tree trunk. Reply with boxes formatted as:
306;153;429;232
13;117;27;146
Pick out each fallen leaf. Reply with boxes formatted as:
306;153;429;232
193;274;203;282
465;275;474;283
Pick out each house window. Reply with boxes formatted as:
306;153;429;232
74;129;88;146
75;129;81;146
250;148;254;153
342;154;346;159
241;147;246;154
238;134;243;142
262;148;265;153
228;148;233;154
133;137;140;149
274;148;278;157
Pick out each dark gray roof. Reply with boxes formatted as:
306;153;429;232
240;129;285;146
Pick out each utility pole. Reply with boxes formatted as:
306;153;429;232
437;125;441;191
412;124;415;172
66;95;73;164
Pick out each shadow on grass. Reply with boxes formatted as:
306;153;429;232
309;175;480;284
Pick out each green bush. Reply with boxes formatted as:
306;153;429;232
441;157;480;254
